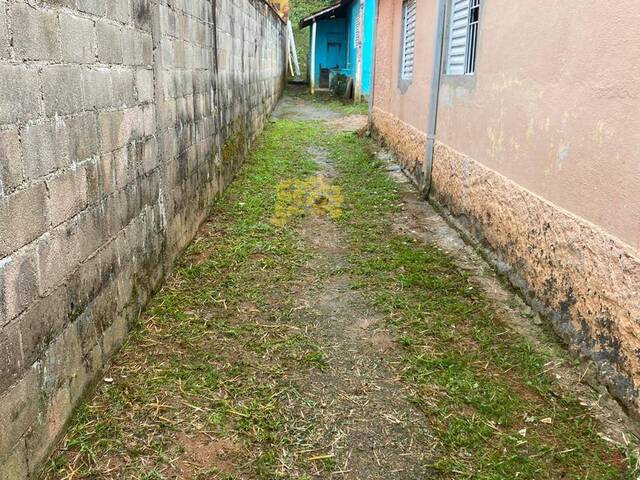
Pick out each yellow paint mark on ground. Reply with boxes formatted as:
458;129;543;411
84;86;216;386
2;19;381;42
271;176;343;227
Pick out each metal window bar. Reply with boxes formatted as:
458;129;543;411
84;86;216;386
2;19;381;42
465;0;480;74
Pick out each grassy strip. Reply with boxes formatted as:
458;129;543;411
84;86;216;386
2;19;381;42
325;131;631;479
42;116;632;480
299;89;370;115
43;121;327;480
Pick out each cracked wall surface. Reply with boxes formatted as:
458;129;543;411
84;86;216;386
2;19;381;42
0;0;286;477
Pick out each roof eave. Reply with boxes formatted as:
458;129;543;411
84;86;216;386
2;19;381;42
299;1;346;29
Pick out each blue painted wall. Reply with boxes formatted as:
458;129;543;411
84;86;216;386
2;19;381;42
310;18;348;86
308;0;376;95
361;0;376;94
344;0;376;95
345;0;358;79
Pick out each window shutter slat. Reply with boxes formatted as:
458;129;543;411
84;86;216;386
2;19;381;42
447;0;469;75
446;0;481;75
401;0;417;79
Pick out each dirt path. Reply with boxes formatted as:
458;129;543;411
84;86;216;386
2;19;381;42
274;103;435;477
284;147;436;479
41;92;638;480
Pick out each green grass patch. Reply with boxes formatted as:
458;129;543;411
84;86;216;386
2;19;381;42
325;131;631;479
43;120;329;480
288;85;370;115
42;115;632;480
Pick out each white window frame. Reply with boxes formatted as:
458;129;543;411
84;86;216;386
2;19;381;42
400;0;416;80
446;0;481;75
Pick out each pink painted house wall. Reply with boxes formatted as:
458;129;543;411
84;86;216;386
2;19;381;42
371;0;640;412
437;0;640;249
371;0;435;176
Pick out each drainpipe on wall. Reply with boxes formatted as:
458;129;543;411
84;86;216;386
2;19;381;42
310;20;317;95
422;0;447;198
367;0;379;131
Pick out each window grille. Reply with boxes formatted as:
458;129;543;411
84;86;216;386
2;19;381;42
466;0;480;74
446;0;480;75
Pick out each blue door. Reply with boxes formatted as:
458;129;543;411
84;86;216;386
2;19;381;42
325;32;346;68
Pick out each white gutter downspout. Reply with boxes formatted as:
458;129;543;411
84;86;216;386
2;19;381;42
367;0;379;131
310;20;317;95
423;0;447;198
287;20;301;77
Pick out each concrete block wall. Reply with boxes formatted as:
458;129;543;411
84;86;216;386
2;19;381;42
0;0;286;477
